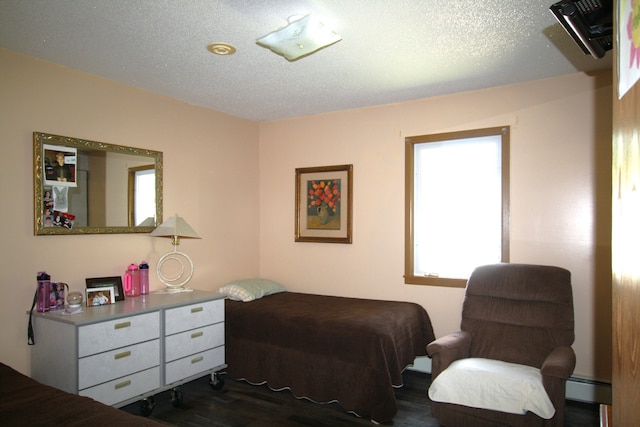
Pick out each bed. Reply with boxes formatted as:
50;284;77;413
0;362;165;427
221;280;435;423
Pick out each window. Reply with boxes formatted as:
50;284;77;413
405;127;510;287
128;165;156;226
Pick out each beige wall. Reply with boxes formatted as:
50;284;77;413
0;49;261;373
0;47;612;382
258;71;613;380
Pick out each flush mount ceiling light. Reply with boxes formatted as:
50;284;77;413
207;42;236;55
256;14;341;61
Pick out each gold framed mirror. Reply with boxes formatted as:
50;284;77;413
34;132;163;235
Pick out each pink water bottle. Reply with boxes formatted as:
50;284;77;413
123;264;140;297
139;261;149;295
36;271;51;312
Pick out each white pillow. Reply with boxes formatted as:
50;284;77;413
428;358;555;419
219;278;286;302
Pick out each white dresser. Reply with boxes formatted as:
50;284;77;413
30;290;225;410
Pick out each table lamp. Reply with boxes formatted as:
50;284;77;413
150;214;201;292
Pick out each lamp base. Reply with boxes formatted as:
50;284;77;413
156;250;195;289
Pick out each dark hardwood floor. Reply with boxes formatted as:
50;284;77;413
121;370;600;426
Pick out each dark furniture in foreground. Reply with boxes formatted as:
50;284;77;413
427;263;576;427
225;291;435;423
120;368;600;426
0;362;165;427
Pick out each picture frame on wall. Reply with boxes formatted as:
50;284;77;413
86;276;125;301
85;286;115;307
295;164;353;244
43;144;77;187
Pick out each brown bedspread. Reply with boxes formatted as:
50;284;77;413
225;292;435;422
0;362;165;427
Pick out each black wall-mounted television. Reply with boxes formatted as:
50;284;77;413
549;0;613;59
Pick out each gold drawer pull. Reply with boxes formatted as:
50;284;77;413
115;380;131;390
191;331;203;339
191;356;203;364
115;351;131;360
191;307;203;314
114;321;131;329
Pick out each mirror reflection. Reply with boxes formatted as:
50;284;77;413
34;132;163;235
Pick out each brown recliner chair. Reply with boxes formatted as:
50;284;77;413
426;263;575;427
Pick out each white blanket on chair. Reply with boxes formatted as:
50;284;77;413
428;358;555;419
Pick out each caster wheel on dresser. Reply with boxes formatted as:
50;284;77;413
140;396;156;417
209;372;225;390
170;387;184;407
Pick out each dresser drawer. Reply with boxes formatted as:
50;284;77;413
165;322;224;363
78;311;160;357
165;346;224;385
164;299;223;335
80;366;160;407
78;339;160;390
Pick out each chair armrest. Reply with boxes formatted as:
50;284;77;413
540;346;576;380
426;331;471;356
426;331;471;378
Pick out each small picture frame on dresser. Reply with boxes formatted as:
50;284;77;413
86;286;115;307
86;276;125;301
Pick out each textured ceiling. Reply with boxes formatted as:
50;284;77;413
0;0;612;122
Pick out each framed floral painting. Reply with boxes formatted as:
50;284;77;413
295;164;353;243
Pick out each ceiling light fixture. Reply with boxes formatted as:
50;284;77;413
207;42;236;56
256;14;341;61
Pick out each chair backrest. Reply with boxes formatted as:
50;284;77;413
461;263;574;368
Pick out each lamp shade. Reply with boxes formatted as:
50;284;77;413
256;14;341;61
150;214;200;239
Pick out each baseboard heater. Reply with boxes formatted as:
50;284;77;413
409;357;612;405
566;375;612;405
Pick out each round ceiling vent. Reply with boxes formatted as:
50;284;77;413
207;42;236;56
